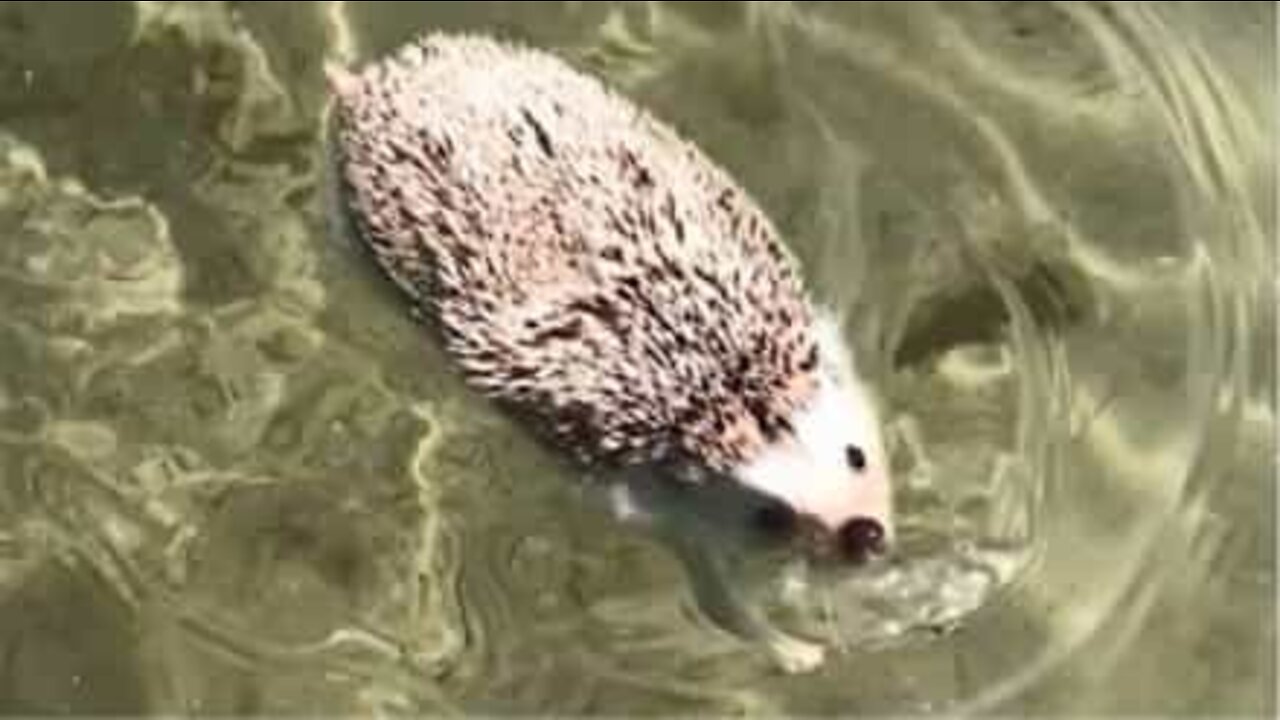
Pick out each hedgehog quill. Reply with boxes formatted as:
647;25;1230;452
326;33;894;672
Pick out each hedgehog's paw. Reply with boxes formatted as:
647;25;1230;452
767;633;827;674
607;481;652;525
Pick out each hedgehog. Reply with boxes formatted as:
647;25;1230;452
325;33;894;671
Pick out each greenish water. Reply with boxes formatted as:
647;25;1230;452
0;1;1273;716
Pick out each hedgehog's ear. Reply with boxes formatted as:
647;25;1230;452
324;61;359;98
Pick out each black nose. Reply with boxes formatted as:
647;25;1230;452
837;517;886;563
752;499;797;539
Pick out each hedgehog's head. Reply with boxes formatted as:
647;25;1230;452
733;315;894;567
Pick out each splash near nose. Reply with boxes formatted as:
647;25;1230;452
837;517;886;564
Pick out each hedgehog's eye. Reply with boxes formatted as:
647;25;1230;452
845;444;866;472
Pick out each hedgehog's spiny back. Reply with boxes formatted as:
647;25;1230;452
331;33;820;472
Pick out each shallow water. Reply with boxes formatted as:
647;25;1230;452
0;1;1273;716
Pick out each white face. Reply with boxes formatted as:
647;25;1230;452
734;315;894;555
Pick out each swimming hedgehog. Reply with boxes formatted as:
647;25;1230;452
325;33;893;671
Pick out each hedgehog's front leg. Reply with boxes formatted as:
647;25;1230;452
603;475;827;672
669;529;827;674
